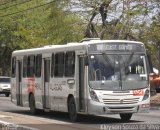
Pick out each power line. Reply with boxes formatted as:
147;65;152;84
0;0;32;10
0;0;55;18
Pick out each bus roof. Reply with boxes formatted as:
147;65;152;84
81;39;143;45
12;39;144;56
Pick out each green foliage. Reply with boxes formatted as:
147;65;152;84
45;2;83;45
0;0;159;75
143;15;160;69
0;0;83;75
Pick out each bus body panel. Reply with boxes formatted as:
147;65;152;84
11;77;17;105
50;77;75;112
87;88;150;115
34;77;43;109
22;77;29;107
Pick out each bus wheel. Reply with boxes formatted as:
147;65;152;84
68;97;77;122
29;94;37;115
5;93;10;97
120;113;132;122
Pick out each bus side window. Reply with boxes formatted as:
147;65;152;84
65;51;75;77
23;56;27;78
27;55;35;77
51;53;54;77
11;57;16;77
35;54;42;77
54;52;64;77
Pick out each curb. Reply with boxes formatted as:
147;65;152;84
150;104;160;109
150;103;160;108
0;120;39;130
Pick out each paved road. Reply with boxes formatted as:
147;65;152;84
0;95;160;130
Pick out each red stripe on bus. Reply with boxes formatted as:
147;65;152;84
27;77;35;95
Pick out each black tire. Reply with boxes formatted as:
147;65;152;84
5;93;10;97
29;94;37;115
156;88;160;93
120;113;132;122
68;97;77;122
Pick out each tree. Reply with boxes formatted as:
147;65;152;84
0;0;49;75
67;0;160;68
0;0;159;75
143;14;160;70
67;0;159;40
0;0;83;75
45;1;83;44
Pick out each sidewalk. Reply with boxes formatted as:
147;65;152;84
0;120;38;130
150;93;160;107
0;112;43;130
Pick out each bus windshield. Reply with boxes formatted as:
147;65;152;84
88;53;148;90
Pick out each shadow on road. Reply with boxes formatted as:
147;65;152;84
5;109;143;124
0;96;144;124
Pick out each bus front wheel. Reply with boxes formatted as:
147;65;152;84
120;113;132;122
5;93;10;97
68;97;77;122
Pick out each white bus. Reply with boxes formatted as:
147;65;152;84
11;39;150;121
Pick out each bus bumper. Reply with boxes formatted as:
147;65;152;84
87;99;150;115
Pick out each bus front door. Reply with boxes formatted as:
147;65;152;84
43;58;50;109
16;60;22;106
79;56;86;112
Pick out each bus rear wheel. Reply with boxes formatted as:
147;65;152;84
29;94;37;115
120;113;132;122
68;97;77;122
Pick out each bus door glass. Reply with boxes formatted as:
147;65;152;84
16;60;22;105
79;56;86;112
43;58;50;108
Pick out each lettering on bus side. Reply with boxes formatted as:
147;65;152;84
50;83;62;91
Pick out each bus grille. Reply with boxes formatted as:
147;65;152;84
102;98;139;104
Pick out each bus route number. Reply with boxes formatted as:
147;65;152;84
133;89;144;96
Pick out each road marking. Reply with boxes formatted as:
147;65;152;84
0;115;13;119
1;112;72;125
0;120;13;125
0;120;39;130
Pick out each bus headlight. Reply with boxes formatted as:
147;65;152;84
89;89;99;102
142;89;149;101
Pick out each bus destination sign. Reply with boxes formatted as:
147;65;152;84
97;44;133;51
89;42;145;52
